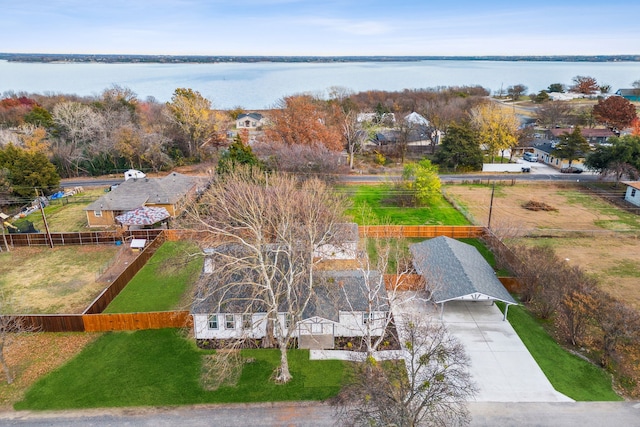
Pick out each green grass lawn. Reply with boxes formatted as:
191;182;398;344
498;302;621;401
104;241;203;313
343;184;469;225
15;329;346;410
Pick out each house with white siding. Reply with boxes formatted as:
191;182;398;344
235;113;265;129
191;245;388;349
623;181;640;207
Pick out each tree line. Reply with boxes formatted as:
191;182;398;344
1;79;638;206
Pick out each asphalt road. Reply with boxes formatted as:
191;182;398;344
0;402;638;426
61;171;605;189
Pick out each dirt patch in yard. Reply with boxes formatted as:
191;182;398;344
0;245;120;314
445;183;640;309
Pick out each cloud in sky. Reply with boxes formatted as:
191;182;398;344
1;0;639;55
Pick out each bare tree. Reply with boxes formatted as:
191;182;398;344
341;110;366;169
535;101;572;129
333;316;477;427
52;101;105;176
189;167;347;383
251;140;348;178
341;236;417;357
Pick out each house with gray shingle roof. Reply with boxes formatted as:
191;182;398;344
84;172;201;227
192;244;388;349
236;112;265;129
410;236;516;320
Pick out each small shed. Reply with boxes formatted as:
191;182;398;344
130;239;147;252
410;236;517;320
623;181;640;207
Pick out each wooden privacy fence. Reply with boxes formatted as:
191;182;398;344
4;311;191;333
360;225;485;238
4;229;163;247
384;274;424;291
83;311;192;332
83;231;166;314
18;315;85;332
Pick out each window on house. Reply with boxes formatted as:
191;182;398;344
285;314;293;329
363;312;372;324
225;314;235;329
94;210;103;217
242;314;252;329
632;189;637;197
208;314;218;329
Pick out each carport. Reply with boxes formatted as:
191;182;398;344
409;236;517;320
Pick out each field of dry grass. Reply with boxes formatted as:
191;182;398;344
0;245;120;314
445;182;640;308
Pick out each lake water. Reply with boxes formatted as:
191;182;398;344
2;59;640;110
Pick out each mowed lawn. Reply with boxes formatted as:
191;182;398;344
104;241;203;313
15;329;346;410
343;184;469;225
498;302;621;401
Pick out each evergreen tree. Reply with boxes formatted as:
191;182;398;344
217;135;261;175
435;122;483;171
552;127;591;168
0;144;60;198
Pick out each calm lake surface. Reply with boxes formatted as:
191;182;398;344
2;59;640;109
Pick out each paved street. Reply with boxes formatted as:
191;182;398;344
0;402;638;426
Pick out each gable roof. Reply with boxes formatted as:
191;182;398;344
404;112;429;127
410;236;516;305
85;172;199;212
237;113;263;121
622;181;640;191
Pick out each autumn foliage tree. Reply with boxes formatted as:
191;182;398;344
593;96;638;130
632;117;640;137
166;88;213;159
401;159;441;206
264;95;342;151
471;102;519;162
570;75;599;95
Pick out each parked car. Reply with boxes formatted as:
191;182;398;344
560;166;583;174
521;166;531;173
523;152;538;162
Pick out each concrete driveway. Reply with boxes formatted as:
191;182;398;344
392;292;572;403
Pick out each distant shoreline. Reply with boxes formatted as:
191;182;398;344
1;53;640;64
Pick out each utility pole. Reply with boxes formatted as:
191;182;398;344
487;182;495;230
36;189;54;248
0;212;10;252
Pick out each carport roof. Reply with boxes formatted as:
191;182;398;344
410;236;516;305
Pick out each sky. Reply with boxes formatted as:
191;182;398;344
1;0;639;56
